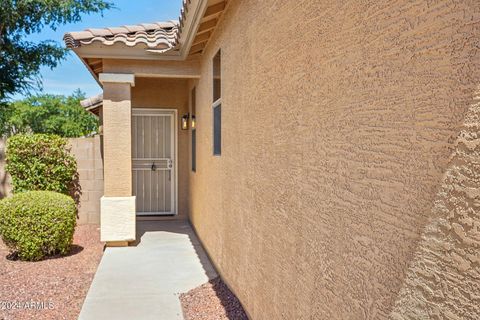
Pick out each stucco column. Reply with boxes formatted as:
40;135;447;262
99;73;136;244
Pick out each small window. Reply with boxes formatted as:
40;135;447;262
191;87;196;172
212;49;222;156
213;50;221;102
191;87;196;115
213;103;221;155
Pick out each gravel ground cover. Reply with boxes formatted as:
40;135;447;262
180;277;249;320
0;225;104;320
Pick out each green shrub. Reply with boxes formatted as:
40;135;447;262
0;191;76;261
6;134;77;194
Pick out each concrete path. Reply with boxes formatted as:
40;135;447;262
78;220;217;320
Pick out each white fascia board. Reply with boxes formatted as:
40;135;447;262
178;0;209;59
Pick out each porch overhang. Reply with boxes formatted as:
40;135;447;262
64;0;228;83
102;59;201;79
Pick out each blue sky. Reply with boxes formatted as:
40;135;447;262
14;1;182;100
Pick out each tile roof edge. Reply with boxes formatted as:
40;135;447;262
63;0;193;50
80;93;103;108
63;20;180;49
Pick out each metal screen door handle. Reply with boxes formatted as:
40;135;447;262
167;159;172;180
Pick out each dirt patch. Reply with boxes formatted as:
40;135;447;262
0;224;103;320
180;277;248;320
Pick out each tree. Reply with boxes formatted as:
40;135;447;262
0;0;113;100
1;90;99;137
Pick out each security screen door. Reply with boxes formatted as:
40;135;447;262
132;109;176;215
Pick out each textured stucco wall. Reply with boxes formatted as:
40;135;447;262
389;97;480;319
88;70;191;219
102;82;133;197
131;77;190;219
188;1;480;319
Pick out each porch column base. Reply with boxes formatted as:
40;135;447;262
100;196;136;243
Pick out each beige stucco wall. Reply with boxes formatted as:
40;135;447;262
187;1;480;319
131;77;190;219
89;70;191;219
390;93;480;319
102;81;133;197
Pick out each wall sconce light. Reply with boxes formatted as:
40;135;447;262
181;113;189;130
191;115;196;129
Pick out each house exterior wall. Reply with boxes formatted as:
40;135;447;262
188;1;480;319
131;77;190;219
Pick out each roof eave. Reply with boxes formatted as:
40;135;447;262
65;0;214;83
68;0;209;62
72;44;184;61
72;48;103;87
176;0;209;59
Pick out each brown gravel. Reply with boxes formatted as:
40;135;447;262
180;277;249;320
0;225;104;320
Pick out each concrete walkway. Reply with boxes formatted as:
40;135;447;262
78;220;217;320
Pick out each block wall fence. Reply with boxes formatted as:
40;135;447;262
0;136;103;225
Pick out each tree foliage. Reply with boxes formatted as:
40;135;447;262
0;90;99;137
0;0;113;100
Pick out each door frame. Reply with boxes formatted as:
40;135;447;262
131;108;178;216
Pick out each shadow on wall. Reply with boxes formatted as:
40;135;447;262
208;277;249;320
389;89;480;319
0;139;11;199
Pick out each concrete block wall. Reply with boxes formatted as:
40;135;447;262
69;136;104;224
0;139;11;199
0;136;103;224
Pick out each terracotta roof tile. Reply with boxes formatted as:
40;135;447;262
64;0;198;54
64;21;179;50
80;93;103;109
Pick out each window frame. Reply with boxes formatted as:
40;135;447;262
191;86;197;171
212;49;222;156
212;99;221;156
212;49;221;104
192;128;196;171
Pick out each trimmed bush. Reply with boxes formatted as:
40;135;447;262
6;134;77;194
0;191;76;261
